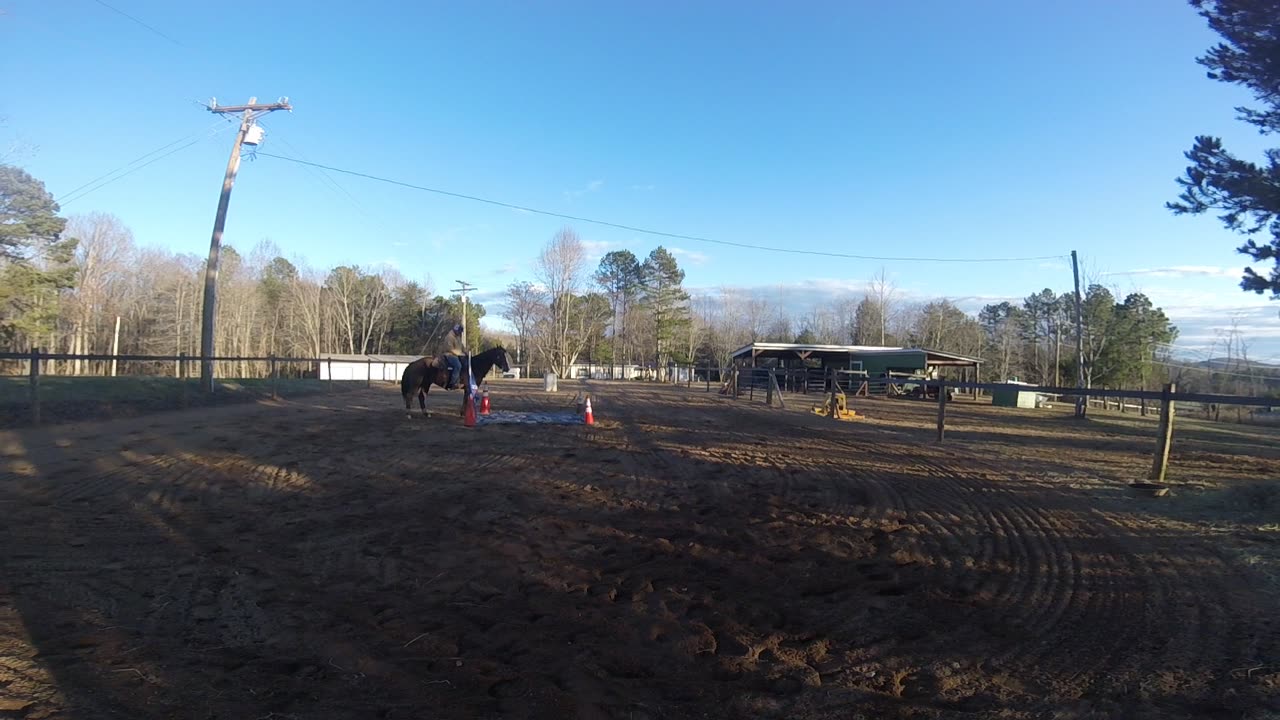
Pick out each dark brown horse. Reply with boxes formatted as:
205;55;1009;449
400;346;511;418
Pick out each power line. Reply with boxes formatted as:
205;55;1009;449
255;151;1069;264
58;120;236;206
253;120;380;224
57;118;231;204
91;0;184;46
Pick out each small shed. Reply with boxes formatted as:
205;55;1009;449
318;354;422;381
991;381;1039;409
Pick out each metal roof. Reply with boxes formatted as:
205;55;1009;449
729;342;905;358
729;343;981;365
318;353;423;362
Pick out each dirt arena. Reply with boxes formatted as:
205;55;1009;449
1;380;1277;719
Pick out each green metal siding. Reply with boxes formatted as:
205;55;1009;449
844;351;927;376
992;385;1038;408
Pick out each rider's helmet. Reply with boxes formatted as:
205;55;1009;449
453;323;463;335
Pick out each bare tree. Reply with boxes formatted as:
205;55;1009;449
868;268;898;345
290;266;326;360
531;228;597;376
64;213;134;374
503;280;540;366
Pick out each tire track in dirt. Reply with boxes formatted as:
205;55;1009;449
869;443;1260;706
898;455;1146;691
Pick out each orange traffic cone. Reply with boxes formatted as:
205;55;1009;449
479;386;491;415
464;389;477;427
583;395;595;425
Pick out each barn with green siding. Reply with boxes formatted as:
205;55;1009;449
729;343;981;377
728;343;982;394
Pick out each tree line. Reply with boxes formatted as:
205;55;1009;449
500;228;1184;392
0;166;487;377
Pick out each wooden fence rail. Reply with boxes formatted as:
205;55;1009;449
931;380;1275;483
935;380;1276;409
3;349;401;426
0;351;332;364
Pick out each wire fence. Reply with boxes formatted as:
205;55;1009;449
0;349;398;426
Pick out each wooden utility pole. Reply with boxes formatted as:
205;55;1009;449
454;280;477;390
1071;250;1086;418
199;96;291;393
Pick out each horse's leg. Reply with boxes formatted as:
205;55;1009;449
420;383;431;418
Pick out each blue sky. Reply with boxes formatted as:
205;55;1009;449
3;1;1278;357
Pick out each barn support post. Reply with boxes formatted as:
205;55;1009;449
366;358;372;388
1150;383;1177;482
29;347;41;426
327;358;333;392
270;355;278;400
827;367;839;423
936;380;948;442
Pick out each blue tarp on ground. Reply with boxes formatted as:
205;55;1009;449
476;409;584;425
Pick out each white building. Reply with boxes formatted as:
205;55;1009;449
317;354;422;381
562;363;645;380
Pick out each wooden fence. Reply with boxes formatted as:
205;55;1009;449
931;380;1277;483
1;349;395;426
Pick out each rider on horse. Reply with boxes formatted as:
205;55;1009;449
441;323;464;390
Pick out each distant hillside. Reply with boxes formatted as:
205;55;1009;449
1193;357;1280;372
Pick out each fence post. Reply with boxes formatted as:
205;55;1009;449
367;358;372;388
1150;383;1176;482
936;380;948;442
768;371;786;410
327;358;333;392
29;347;41;426
270;355;279;400
826;367;839;422
178;352;189;408
749;370;755;401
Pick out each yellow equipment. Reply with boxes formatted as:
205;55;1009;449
812;390;860;420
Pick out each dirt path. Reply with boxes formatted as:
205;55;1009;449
0;381;1275;719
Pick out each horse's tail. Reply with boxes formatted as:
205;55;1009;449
401;359;421;397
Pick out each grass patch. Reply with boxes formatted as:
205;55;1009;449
0;376;370;428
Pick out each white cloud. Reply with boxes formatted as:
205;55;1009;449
489;262;520;276
563;179;604;200
1105;265;1243;279
469;289;509;306
579;238;619;263
630;184;656;191
670;247;710;265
